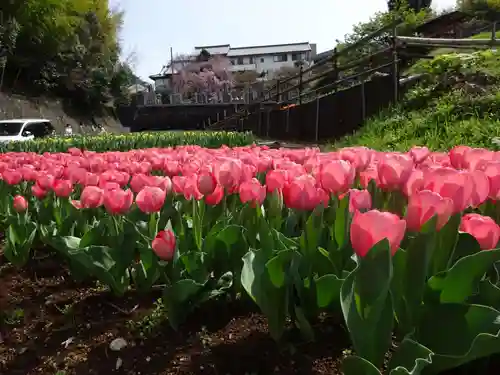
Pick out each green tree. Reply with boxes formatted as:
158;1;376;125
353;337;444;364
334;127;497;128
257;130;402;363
388;0;433;12
0;0;134;111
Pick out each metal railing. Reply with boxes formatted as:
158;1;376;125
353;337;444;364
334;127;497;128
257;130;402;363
206;20;402;131
206;17;500;136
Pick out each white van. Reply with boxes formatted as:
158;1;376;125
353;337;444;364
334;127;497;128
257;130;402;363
0;119;55;143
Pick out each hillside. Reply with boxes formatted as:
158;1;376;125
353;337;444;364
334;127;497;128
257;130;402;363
331;49;500;151
0;91;127;134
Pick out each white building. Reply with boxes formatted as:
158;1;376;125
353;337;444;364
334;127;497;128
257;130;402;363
226;42;316;75
150;42;317;92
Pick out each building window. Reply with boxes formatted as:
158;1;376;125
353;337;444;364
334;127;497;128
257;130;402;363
291;52;303;61
249;56;255;64
230;59;235;65
237;57;244;65
273;54;287;62
260;57;264;63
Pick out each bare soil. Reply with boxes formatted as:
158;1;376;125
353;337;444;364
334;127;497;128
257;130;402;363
2;251;500;375
0;252;347;375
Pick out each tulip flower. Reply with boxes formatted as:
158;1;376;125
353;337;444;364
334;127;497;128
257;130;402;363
214;159;243;190
318;160;355;195
239;178;266;206
377;153;414;190
13;195;28;212
409;146;430;164
265;169;287;193
103;188;133;215
197;170;217;195
130;173;153;193
344;189;372;213
31;184;47;199
2;169;22;185
52;179;73;198
72;186;105;209
449;145;471;169
423;168;473;213
459;213;500;250
283;175;321;210
135;186;166;213
152;229;176;260
405;190;454;232
205;185;224;206
350;209;406;257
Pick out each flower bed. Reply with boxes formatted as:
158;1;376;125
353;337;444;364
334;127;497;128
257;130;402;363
1;144;500;374
0;131;255;153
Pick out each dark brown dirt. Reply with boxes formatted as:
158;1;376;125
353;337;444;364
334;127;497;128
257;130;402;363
0;252;348;375
2;251;500;375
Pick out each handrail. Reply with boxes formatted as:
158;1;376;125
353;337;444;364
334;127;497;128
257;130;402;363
256;18;402;101
207;17;500;133
207;20;403;130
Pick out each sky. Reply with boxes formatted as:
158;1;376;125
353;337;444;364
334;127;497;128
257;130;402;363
115;0;458;82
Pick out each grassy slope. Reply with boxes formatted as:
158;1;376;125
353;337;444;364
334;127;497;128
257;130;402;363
331;49;500;151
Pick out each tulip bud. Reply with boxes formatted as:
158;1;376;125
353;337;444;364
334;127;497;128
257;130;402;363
152;230;176;260
13;195;28;213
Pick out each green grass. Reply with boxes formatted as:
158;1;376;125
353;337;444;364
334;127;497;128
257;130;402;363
331;50;500;151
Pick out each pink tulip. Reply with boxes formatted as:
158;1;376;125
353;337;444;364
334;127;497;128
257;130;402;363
52;179;73;198
265;169;287;193
130;173;153;193
359;167;379;188
239;178;266;206
409;146;430;164
402;169;425;197
31;184;47;199
449;145;471;169
135;186;166;213
468;170;490;207
482;162;500;200
171;176;185;194
318;160;355;195
339;147;372;172
103;188;133;214
423;168;472;213
214;159;243;190
2;169;22;185
460;213;500;250
283;175;320;210
405;190;454;232
36;174;55;191
205;184;224;205
13;195;28;212
72;186;104;209
152;230;176;260
340;189;372;213
182;175;203;201
377;153;414;190
197;170;217;195
350;210;406;257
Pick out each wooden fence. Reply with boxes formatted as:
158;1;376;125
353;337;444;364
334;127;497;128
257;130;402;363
205;16;499;143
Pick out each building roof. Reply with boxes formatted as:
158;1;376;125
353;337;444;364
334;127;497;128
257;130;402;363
415;10;471;35
227;42;311;57
194;44;230;55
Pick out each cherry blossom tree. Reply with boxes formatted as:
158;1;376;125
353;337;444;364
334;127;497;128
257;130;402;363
172;50;234;95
